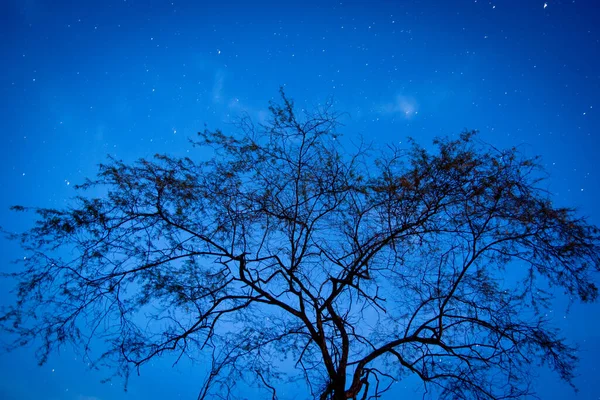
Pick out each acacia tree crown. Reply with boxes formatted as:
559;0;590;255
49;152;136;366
2;91;599;399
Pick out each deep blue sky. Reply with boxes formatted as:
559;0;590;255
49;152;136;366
1;0;599;399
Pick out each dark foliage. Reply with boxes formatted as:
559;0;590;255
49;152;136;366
2;91;599;399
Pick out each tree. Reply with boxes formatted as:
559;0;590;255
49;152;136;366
2;90;599;400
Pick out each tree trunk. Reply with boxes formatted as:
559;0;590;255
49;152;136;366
331;378;348;400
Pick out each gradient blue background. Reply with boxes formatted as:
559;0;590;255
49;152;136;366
1;0;599;398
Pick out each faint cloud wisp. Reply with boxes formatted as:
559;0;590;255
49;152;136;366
212;70;226;104
381;94;419;119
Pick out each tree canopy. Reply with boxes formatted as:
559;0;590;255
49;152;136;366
2;91;599;399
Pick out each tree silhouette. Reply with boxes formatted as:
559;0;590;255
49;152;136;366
2;91;599;399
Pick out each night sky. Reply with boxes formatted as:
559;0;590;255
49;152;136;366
1;0;599;399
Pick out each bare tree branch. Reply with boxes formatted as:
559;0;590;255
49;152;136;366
2;90;599;399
